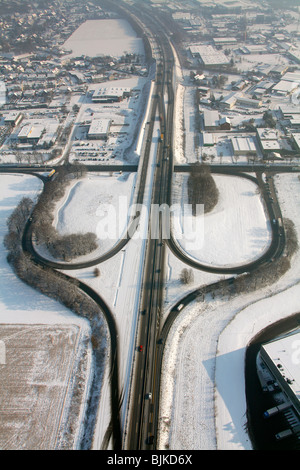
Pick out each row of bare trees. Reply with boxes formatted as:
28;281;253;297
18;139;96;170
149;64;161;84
4;197;33;255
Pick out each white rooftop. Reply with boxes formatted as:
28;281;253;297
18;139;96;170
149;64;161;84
262;331;300;403
88;118;111;136
257;128;279;140
231;136;256;153
190;45;229;65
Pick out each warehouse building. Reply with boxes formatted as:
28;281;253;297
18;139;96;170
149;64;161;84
231;136;257;156
202;109;220;130
292;133;300;151
18;123;45;144
17;118;59;147
88;119;111;140
3;111;23;127
213;37;237;47
256;128;282;155
92;86;131;103
259;331;300;419
272;80;299;96
189;45;229;66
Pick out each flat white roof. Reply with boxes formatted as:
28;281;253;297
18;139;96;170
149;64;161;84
213;37;237;43
261;140;281;150
282;72;300;84
93;86;131;99
202;109;219;128
292;133;300;149
190;45;229;65
272;80;299;93
231;136;256;153
88;118;111;136
262;331;300;403
257;128;279;140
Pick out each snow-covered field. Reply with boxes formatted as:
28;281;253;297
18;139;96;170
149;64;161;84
63;19;144;59
171;172;272;267
51;172;137;257
0;174;93;450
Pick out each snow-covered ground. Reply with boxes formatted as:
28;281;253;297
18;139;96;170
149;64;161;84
157;42;300;449
171;172;272;267
157;172;300;451
0;174;94;449
1;16;300;452
63;19;144;59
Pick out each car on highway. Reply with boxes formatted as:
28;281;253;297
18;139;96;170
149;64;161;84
138;345;143;352
146;392;152;400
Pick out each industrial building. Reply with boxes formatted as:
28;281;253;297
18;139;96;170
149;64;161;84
92;86;131;103
202;132;215;147
258;330;300;440
202;109;220;130
256;128;282;155
272;80;299;96
189;45;229;66
18;123;45;144
231;136;257;156
213;37;237;47
3;111;23;127
236;94;263;108
17;118;60;147
88;119;111;140
292;133;300;151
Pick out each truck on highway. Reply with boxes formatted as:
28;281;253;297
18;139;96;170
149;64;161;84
275;429;293;440
263;401;291;419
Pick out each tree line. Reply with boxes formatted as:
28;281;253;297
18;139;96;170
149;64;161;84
187;163;219;215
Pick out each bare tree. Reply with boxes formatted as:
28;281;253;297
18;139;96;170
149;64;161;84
180;268;194;285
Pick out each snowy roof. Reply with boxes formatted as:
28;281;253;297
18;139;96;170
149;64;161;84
231;136;256;153
262;331;300;403
257;128;278;140
202;109;219;128
272;80;299;93
281;72;300;84
93;86;131;99
292;133;300;149
189;45;229;65
88;119;111;136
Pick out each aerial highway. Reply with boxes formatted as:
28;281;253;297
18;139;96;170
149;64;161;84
1;0;298;452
